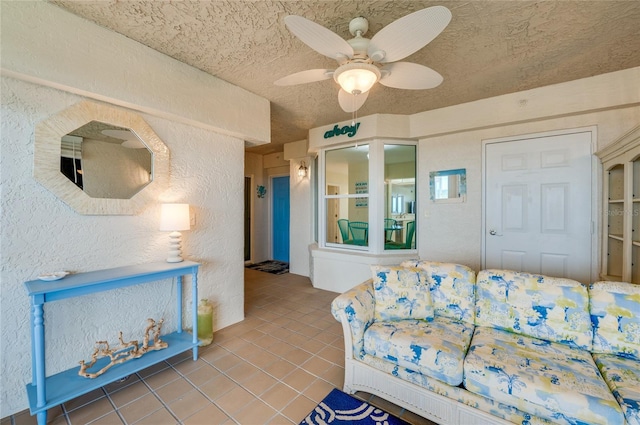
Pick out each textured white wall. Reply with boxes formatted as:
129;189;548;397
308;69;640;293
289;157;313;277
417;106;640;271
0;76;246;417
0;1;264;416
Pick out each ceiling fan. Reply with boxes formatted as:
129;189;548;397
274;6;452;113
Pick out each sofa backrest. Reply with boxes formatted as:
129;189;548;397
400;260;476;324
589;281;640;359
475;269;593;350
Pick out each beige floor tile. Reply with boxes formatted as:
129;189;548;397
241;370;278;396
136;360;170;378
225;361;261;383
198;374;238;400
266;413;296;424
282;368;315;393
214;386;255;415
143;367;181;390
184;362;220;387
302;378;334;403
166;388;210;420
316;344;344;364
182;403;230;424
88;411;124;424
298;338;326;354
321;364;345;388
263;359;297;379
280;394;317;424
108;380;151;408
117;393;162;424
103;374;141;393
260;383;298;411
211;352;244;372
155;377;195;404
67;396;115;425
243;347;280;369
133;407;177;425
282;348;314;366
172;357;207;376
301;355;333;377
63;388;106;412
233;399;278;424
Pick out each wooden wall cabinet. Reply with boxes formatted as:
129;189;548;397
596;125;640;283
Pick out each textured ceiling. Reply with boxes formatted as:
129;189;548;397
49;1;640;155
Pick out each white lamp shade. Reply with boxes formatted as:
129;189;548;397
159;203;190;231
334;63;381;94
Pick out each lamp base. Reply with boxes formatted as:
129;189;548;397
166;231;184;263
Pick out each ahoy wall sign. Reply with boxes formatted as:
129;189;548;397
323;122;361;139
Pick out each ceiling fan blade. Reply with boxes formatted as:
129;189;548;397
274;69;334;86
284;15;354;60
338;89;369;113
379;62;443;89
368;6;451;63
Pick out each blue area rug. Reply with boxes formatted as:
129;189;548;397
245;260;289;275
300;388;411;425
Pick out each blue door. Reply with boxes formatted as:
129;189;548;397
272;176;290;263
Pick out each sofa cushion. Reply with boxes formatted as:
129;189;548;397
590;280;640;359
331;279;376;360
593;353;640;425
371;265;434;322
475;269;592;350
464;327;624;425
401;260;476;324
363;316;474;386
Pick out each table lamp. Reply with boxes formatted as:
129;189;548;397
159;203;190;263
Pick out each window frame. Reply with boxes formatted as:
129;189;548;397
319;139;417;254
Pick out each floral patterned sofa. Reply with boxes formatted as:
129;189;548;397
331;261;640;425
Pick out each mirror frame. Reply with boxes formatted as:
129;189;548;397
429;168;467;203
34;101;169;215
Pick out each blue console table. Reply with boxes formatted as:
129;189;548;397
24;261;200;425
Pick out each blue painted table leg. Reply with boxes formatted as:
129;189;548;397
192;270;198;360
176;276;183;333
33;301;47;424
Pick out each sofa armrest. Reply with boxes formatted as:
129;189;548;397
331;279;375;360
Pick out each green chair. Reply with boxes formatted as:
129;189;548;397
348;221;368;246
337;219;353;244
384;218;398;242
405;221;416;249
385;221;415;249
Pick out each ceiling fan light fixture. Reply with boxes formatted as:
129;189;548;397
334;63;380;95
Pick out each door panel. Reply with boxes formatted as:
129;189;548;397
272;176;290;263
484;131;593;284
244;176;251;262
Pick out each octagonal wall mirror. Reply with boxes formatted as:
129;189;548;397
35;101;169;215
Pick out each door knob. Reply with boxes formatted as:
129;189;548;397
489;229;502;236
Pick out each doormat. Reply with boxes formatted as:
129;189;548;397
245;260;289;275
300;388;411;425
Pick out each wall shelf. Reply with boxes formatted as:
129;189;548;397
596;125;640;284
24;261;200;425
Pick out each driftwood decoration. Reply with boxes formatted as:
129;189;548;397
78;318;168;379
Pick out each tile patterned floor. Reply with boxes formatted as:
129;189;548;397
3;269;435;425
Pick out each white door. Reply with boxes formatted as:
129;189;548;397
484;131;594;284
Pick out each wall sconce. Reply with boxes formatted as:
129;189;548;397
298;161;308;178
159;203;191;263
